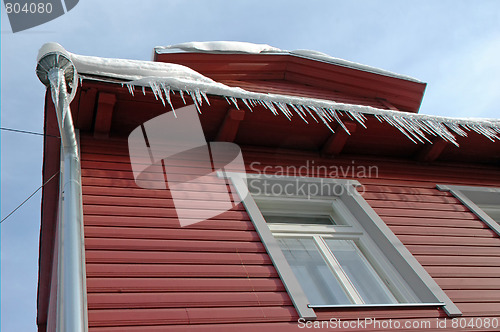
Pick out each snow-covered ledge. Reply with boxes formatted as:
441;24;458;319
65;42;500;146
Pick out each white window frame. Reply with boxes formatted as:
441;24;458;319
437;185;500;236
222;173;461;319
257;196;418;306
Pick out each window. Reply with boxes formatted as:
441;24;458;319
437;185;500;235
255;197;412;307
476;203;500;223
224;173;461;319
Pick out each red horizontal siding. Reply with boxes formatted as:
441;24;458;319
86;263;278;278
84;226;259;242
88;291;292;309
84;215;255;231
87;277;286;293
85;250;271;265
88;306;298;327
80;135;500;331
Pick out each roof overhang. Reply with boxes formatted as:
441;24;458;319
39;43;500;164
68;77;500;165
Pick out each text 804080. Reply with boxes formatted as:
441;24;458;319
5;2;53;14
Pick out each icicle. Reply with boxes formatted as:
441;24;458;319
470;124;498;141
200;91;211;106
126;83;135;96
315;109;335;132
444;122;467;137
423;121;450;142
142;86;146;95
241;98;253;111
379;115;416;144
345;111;355;121
194;89;204;106
310;105;332;124
264;101;278;115
79;75;83;87
48;68;71;129
284;103;295;120
149;81;159;101
189;92;201;113
302;105;320;123
188;91;197;104
415;120;437;137
160;83;175;114
48;71;61;125
397;116;428;143
257;99;266;109
396;116;429;142
179;90;187;104
330;109;351;134
290;103;308;123
150;81;166;106
276;102;292;120
317;107;334;122
347;110;367;128
294;104;308;120
229;97;240;109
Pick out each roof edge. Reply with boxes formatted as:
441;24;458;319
155;41;424;83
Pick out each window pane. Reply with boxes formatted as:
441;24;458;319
265;215;335;225
277;237;351;305
325;239;397;304
475;203;500;224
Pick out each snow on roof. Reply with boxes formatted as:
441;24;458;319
70;53;213;82
155;41;422;83
156;41;281;54
50;43;499;146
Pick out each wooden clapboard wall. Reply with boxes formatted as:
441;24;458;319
80;135;500;331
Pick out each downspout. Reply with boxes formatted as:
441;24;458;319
36;43;88;332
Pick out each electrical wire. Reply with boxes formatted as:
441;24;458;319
1;172;59;224
0;127;59;138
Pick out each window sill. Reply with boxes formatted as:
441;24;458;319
309;303;445;309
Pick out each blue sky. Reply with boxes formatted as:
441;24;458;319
1;1;499;331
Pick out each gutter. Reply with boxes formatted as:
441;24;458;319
36;43;88;332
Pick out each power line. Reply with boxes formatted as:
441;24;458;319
0;127;60;138
1;171;60;224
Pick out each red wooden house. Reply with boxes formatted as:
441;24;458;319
36;41;500;331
